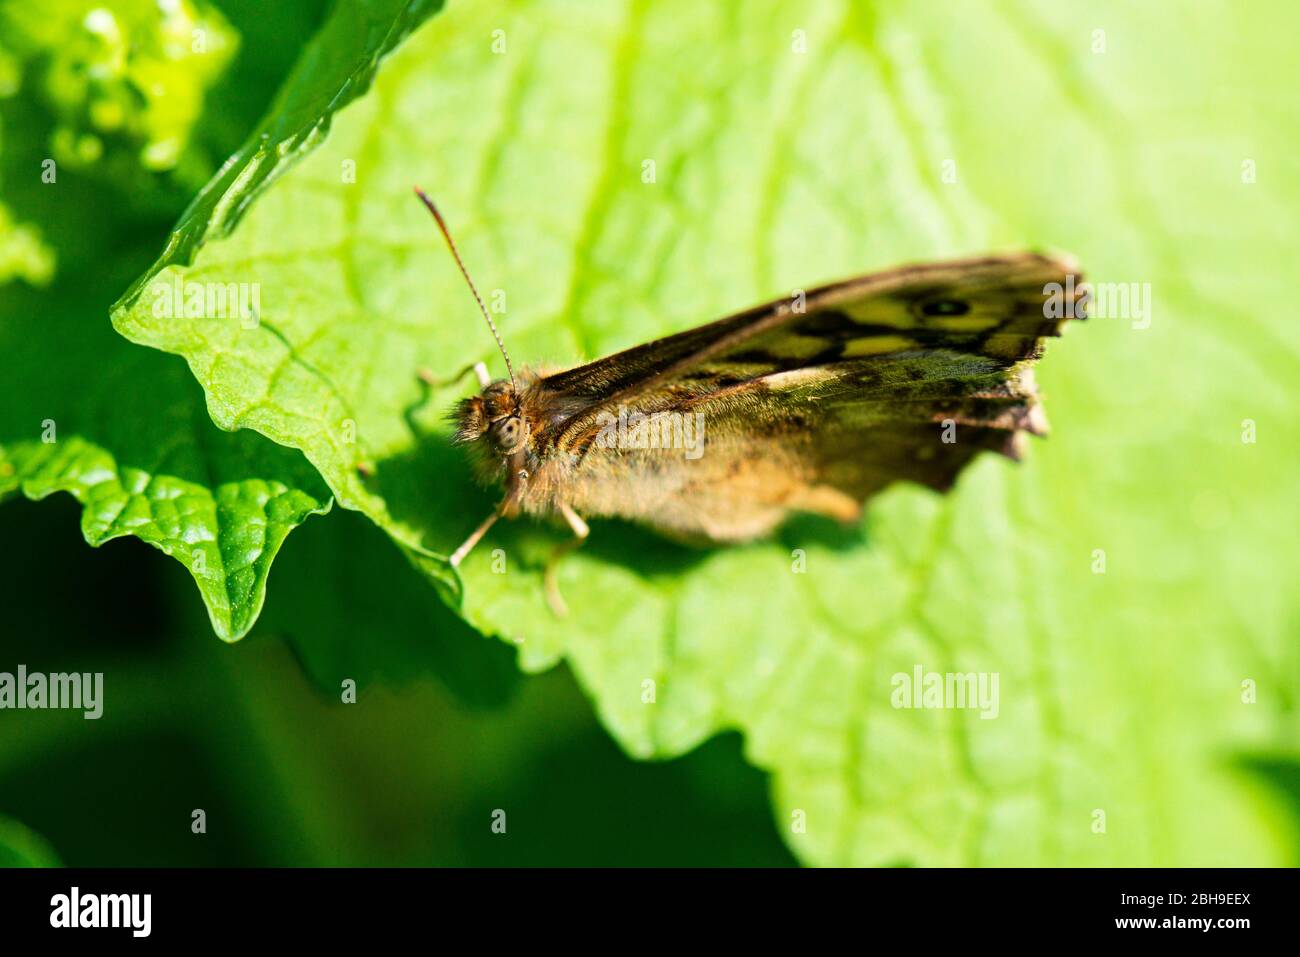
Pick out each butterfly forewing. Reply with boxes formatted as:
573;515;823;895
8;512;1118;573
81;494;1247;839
537;253;1083;466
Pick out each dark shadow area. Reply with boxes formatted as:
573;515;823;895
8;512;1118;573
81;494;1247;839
261;507;523;709
0;491;798;867
0;495;174;659
453;730;796;867
1;730;263;867
779;510;871;553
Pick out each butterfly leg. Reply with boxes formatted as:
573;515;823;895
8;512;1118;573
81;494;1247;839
418;361;491;390
544;503;589;618
450;507;501;567
405;362;492;438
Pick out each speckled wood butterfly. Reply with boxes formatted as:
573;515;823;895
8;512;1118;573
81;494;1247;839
415;189;1086;614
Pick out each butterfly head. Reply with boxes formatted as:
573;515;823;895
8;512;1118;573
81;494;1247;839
453;380;531;456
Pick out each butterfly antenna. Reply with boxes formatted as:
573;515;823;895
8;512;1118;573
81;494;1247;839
413;186;516;388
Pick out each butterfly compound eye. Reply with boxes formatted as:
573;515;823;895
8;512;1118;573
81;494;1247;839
493;416;524;453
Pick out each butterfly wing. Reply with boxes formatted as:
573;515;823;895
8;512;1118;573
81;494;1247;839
527;252;1084;539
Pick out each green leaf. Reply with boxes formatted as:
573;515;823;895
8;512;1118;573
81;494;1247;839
1;0;452;638
113;0;1300;864
0;0;368;640
114;0;446;295
0;247;332;640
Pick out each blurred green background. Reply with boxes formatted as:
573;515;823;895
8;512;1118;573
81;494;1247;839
1;0;1297;867
0;495;794;865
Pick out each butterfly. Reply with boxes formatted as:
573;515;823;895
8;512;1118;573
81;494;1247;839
414;189;1086;614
